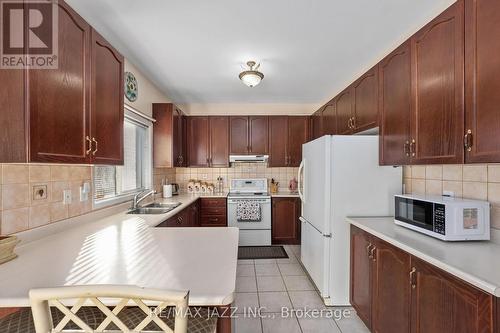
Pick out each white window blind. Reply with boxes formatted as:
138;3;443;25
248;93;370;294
94;112;152;204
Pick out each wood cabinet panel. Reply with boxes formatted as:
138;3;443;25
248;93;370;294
288;116;309;167
379;42;412;165
336;89;353;135
187;201;200;227
29;1;90;163
249;116;269;154
172;107;186;167
209;116;229;167
269;116;288;167
153;104;186;167
0;68;25;162
372;238;411;333
350;226;373;329
311;110;323;140
272;197;301;245
187;117;210;167
90;29;124;165
230;116;249;154
411;257;493;333
352;65;379;133
321;101;336;135
411;2;464;164
200;198;227;208
465;0;500;162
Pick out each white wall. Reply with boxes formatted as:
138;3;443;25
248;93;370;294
124;60;171;117
180;103;320;116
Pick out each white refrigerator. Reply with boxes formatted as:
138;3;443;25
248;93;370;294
298;135;402;306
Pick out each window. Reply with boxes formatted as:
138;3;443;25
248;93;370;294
94;110;152;207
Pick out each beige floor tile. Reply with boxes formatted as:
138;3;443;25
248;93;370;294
234;293;259;314
261;316;301;333
257;276;286;292
258;292;292;313
236;276;257;292
283;275;315;291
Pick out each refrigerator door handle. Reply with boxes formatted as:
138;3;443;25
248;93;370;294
298;159;305;203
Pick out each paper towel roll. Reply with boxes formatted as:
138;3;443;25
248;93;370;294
163;185;173;198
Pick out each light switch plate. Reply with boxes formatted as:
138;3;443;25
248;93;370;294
63;189;72;204
80;181;90;202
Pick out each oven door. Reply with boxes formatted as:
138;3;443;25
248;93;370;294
395;197;434;232
227;197;271;229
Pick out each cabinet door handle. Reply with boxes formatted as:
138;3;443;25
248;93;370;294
464;129;473;152
92;138;98;155
366;242;373;257
404;140;410;157
351;117;356;129
409;139;416;157
409;267;417;289
369;246;376;261
85;136;92;155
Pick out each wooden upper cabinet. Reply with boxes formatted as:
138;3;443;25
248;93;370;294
352;65;379;133
90;29;124;165
321;101;336;135
379;42;412;166
288;116;309;166
350;226;373;329
269;116;288;167
249;116;269;154
209;116;229;167
411;257;493;333
272;197;301;245
153;104;186;168
229;116;249;154
371;238;411;333
29;1;91;164
172;107;186;167
187;117;210;167
311;110;323;140
336;89;354;135
411;1;464;164
465;0;500;162
229;116;268;155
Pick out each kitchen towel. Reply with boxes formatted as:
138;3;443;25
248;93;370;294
236;200;261;222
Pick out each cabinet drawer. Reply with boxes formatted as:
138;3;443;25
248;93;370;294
200;206;227;215
200;215;227;227
160;212;190;227
200;198;227;208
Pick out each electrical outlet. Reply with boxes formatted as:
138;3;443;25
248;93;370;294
63;189;72;205
32;185;47;200
201;174;208;180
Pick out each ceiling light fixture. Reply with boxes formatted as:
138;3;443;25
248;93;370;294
239;61;264;87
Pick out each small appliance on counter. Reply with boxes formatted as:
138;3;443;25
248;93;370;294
171;183;179;195
394;194;490;241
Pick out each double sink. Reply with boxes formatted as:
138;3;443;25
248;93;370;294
127;202;181;215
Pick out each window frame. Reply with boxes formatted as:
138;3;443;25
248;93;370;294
93;108;153;210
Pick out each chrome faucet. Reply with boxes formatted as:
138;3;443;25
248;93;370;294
132;190;156;209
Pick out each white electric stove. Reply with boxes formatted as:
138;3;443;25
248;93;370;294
227;179;271;246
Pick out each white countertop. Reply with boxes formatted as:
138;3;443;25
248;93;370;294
347;217;500;297
0;194;238;307
270;192;300;198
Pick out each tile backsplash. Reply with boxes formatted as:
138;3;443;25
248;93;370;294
403;164;500;229
154;164;299;193
0;164;93;235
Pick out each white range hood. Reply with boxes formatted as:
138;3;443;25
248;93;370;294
229;155;269;163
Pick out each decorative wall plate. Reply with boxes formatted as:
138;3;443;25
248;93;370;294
124;71;138;102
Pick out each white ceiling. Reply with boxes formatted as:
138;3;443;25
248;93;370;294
67;0;455;105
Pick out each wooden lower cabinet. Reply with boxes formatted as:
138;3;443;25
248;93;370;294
350;227;373;328
200;198;227;227
157;201;199;227
411;257;493;333
271;197;301;245
371;238;411;333
350;225;495;333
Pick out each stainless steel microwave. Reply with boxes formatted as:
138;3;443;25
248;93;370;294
394;194;490;241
